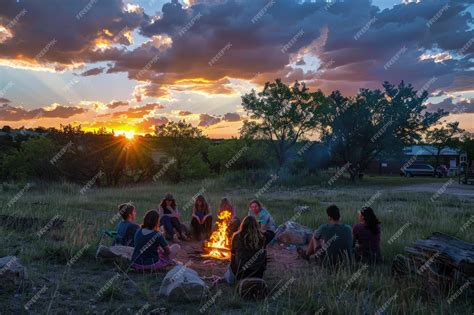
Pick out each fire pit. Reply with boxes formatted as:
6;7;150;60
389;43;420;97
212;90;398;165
202;210;232;260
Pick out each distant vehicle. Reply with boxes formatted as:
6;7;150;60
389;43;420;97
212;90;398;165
400;163;442;177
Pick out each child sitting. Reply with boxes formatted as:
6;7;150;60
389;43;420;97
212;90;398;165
114;202;140;247
131;210;180;270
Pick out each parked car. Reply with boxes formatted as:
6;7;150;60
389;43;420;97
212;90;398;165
400;163;442;177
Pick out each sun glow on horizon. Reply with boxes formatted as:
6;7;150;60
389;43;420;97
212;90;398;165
114;129;135;139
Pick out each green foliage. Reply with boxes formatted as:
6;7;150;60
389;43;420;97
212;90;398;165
241;79;326;167
1;137;60;181
319;81;447;180
155;121;210;182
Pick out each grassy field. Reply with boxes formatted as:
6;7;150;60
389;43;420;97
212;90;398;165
0;176;473;314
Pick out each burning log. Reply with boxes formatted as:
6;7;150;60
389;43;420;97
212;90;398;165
202;210;233;260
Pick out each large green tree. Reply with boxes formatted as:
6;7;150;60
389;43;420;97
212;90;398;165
240;79;325;167
155;121;210;182
319;81;447;181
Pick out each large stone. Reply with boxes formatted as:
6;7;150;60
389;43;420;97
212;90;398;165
275;220;313;245
159;265;208;302
95;245;133;262
0;256;27;283
236;278;268;300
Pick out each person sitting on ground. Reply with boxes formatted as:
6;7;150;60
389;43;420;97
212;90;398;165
224;216;267;285
248;200;276;246
298;205;353;268
131;210;180;271
158;193;188;241
218;197;241;239
191;195;213;240
353;207;382;263
113;202;140;247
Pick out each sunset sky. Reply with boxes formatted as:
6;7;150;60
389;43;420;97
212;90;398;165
0;0;473;138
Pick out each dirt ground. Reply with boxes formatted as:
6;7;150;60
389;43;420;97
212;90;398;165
172;240;307;281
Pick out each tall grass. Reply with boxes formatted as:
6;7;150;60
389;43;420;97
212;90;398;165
0;177;472;314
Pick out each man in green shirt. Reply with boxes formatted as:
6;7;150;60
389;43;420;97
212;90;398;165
298;205;353;267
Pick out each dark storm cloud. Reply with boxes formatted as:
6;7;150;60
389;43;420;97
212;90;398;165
0;0;145;67
80;67;105;76
0;104;87;121
1;0;472;95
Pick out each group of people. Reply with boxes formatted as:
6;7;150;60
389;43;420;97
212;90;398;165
112;193;381;285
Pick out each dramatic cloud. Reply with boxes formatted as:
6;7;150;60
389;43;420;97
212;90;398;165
105;103;164;118
0;104;87;121
223;112;241;122
80;67;105;76
0;97;10;103
427;97;474;114
198;114;221;127
0;0;145;70
106;100;129;109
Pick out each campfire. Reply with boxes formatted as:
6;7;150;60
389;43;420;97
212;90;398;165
202;210;232;260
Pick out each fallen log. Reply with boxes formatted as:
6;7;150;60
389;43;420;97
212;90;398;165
392;232;473;297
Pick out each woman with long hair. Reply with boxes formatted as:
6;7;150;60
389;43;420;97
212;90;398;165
191;195;213;240
131;210;180;270
353;207;382;263
218;197;241;238
158;193;188;241
248;200;276;246
223;216;267;285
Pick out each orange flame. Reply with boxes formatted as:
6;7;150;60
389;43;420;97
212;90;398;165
202;210;232;260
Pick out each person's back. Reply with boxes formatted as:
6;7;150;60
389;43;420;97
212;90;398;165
132;228;168;265
315;223;353;266
231;234;266;280
115;220;140;246
353;207;382;263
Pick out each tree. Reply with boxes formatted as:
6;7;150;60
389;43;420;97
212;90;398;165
240;79;325;167
1;137;60;181
319;81;447;181
426;121;464;168
155;121;210;182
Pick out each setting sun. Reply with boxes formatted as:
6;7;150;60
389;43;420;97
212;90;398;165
114;130;135;140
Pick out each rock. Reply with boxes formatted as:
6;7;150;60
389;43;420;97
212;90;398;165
236;278;268;300
159;265;208;302
95;245;133;262
275;220;313;245
0;256;27;283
